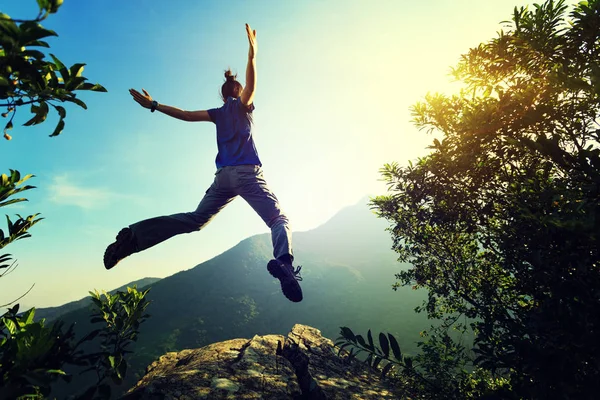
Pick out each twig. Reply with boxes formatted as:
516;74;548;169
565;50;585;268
0;259;19;278
0;283;35;307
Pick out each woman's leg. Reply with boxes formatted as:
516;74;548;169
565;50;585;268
130;184;236;251
233;166;293;262
234;165;302;302
104;178;236;269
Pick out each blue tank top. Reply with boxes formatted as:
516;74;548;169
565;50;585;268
207;97;261;169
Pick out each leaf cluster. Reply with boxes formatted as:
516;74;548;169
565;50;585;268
0;0;106;140
0;305;77;400
71;286;151;399
0;170;41;288
0;286;151;400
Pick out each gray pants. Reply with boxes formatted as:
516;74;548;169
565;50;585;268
129;165;293;261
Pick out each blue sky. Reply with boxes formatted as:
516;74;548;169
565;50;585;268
1;0;576;309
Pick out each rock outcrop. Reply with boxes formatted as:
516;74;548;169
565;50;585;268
122;324;401;399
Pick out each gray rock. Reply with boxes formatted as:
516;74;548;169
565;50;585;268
123;324;401;399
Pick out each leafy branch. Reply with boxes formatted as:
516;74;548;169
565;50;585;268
0;0;64;24
0;1;107;140
335;326;440;392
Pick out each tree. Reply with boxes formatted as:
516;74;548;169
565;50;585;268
367;0;600;398
1;3;149;399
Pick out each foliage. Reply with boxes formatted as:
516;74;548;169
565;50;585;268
335;326;412;379
0;287;150;400
360;0;600;398
0;167;150;400
335;325;427;399
1;170;150;400
335;325;510;399
0;2;145;398
0;170;42;295
84;287;151;390
0;0;106;140
0;304;78;400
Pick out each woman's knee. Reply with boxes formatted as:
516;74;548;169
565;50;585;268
186;211;215;230
267;213;289;229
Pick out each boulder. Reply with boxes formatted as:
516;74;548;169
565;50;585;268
123;324;401;399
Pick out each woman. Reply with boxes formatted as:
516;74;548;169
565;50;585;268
103;24;303;303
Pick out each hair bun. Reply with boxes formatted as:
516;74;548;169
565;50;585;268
224;69;236;82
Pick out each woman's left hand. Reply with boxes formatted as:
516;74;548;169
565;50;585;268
246;23;257;59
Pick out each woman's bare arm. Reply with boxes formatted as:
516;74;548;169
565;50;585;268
129;88;212;122
240;23;257;107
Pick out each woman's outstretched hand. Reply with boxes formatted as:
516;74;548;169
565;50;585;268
246;23;257;59
129;88;153;109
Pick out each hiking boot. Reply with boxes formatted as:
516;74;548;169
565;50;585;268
267;259;303;302
104;228;137;270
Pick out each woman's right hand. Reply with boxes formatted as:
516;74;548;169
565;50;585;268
129;88;153;109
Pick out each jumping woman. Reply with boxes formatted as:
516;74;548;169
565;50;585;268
103;23;303;302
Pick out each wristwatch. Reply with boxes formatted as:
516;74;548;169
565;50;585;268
150;100;158;113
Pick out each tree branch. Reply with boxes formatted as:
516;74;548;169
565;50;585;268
0;99;43;107
0;283;35;308
0;13;46;24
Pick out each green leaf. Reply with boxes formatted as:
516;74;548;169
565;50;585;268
50;53;69;82
372;356;383;370
79;82;108;92
48;0;64;13
45;369;67;376
380;362;394;379
4;318;17;334
23;49;46;60
49;119;65;137
69;63;85;78
355;334;367;348
54;105;66;119
19;21;57;43
66;96;87;109
30;40;50;48
367;329;375;351
379;332;390;358
117;358;128;379
388;333;402;361
0;14;20;40
23;102;49;126
340;326;356;342
37;0;50;11
22;307;36;324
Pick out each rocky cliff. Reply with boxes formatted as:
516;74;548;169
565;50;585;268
122;324;401;400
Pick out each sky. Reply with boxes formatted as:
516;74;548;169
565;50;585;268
1;0;579;309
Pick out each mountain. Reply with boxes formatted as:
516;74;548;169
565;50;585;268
34;277;161;322
50;197;429;398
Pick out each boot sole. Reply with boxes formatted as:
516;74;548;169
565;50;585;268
268;260;303;302
103;228;132;270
